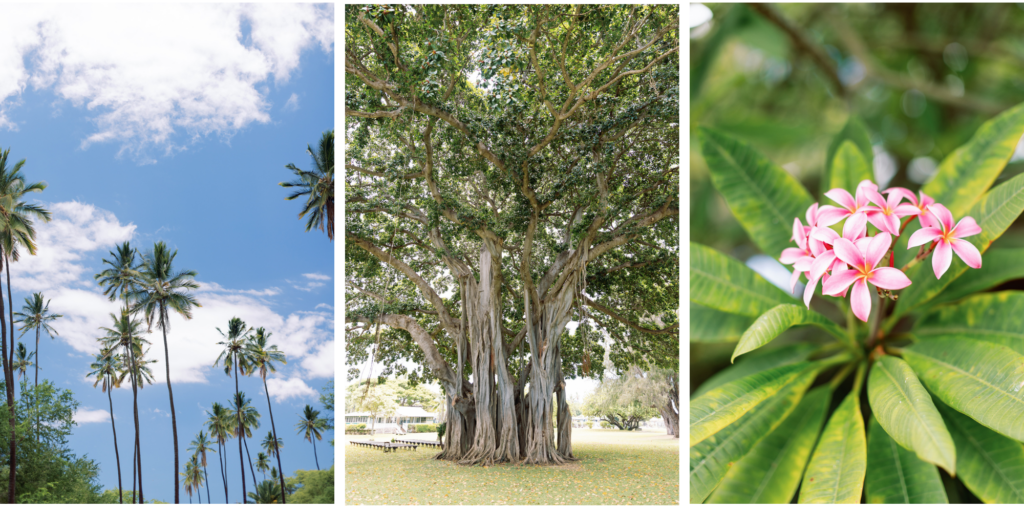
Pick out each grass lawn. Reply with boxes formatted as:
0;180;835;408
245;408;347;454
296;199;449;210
345;428;680;505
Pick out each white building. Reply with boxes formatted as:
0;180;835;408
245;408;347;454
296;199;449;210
346;405;437;433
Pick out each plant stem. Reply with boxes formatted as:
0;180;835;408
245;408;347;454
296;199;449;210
901;240;938;273
886;345;906;356
851;360;868;396
812;340;847;358
843;304;858;349
828;362;857;390
814;350;856;369
867;297;886;349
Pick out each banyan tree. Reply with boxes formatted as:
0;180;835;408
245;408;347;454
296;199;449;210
345;4;679;465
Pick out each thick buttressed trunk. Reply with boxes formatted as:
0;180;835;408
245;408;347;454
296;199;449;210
661;372;680;438
459;244;519;465
436;385;474;461
555;366;573;460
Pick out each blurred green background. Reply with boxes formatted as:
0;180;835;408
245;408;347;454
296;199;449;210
689;3;1024;393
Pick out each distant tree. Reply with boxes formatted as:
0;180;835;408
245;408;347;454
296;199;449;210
189;431;216;505
346;381;399;433
228;391;261;492
85;353;124;503
204;402;233;504
247;326;288;503
12;343;32;384
286;466;334;504
246;479;283;504
295;405;328;471
255;452;270;483
213;317;253;504
583;376;659;431
281;130;335;241
13;292;60;444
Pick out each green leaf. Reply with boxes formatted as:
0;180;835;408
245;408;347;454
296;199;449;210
690;302;754;343
823;117;874;198
690;370;816;503
865;416;948;504
698;127;815;258
925;249;1024;307
799;390;867;504
731;304;846;362
693;343;818;398
915;291;1024;355
690;242;800;317
935;399;1024;503
903;339;1024;443
923;101;1024;218
891;171;1024;321
690;361;813;447
867;355;956;474
706;386;831;504
825;140;874;198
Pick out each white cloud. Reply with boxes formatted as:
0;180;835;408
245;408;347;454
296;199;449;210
300;340;334;378
197;281;281;297
0;4;333;159
266;376;316;403
294;272;331;292
74;407;110;425
283;93;300;112
315;303;333;310
303;273;330;281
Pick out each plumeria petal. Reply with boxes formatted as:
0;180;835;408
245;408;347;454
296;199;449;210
932;239;953;279
865;233;892;269
919;190;934;208
826;188;857;211
822;268;861;296
854;236;873;254
953;216;982;238
951;239;983;269
810;226;840;244
780;247;805;264
893;204;921;217
809;236;827;256
850;278;872;322
884;187;918;206
907;227;942;248
886;189;908;210
843;211;868;240
883;213;902;235
929;203;955;232
832;238;866;269
803;274;818;307
864;187;888;209
810;251;837;281
790;269;802;293
806;203;820;227
794;256;814;272
866;211;890;234
868;267;912;290
815;206;849;227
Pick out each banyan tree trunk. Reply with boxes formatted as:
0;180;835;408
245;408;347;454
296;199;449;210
661;374;680;438
555;366;574;460
436;386;474;461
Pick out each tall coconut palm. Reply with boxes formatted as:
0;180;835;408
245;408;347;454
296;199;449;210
190;431;216;505
0;147;51;503
229;391;262;491
261;431;284;465
295;405;326;471
132;241;200;504
213;316;253;503
205;402;233;504
12;342;32;384
255;452;270;483
99;306;150;504
182;453;204;504
94;242;145;503
248;327;288;502
86;352;125;504
281;130;334;241
13;292;59;443
247;479;283;504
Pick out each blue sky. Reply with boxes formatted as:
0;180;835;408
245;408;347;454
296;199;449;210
0;4;334;503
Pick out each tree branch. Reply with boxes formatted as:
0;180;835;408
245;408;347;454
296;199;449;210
747;3;847;98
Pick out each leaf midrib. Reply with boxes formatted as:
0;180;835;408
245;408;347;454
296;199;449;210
910;349;1024;411
886;434;910;504
946;413;1024;503
691;266;791;311
877;360;950;469
916;327;1024;340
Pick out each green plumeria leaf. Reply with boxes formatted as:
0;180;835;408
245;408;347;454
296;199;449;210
693;343;818;398
925;249;1024;307
799;390;867;504
690;242;800;317
825;139;874;198
892;171;1024;321
903;339;1024;443
707;386;831;504
922;101;1024;218
823;116;874;198
915;291;1024;355
690;370;817;503
731;304;846;362
698;127;815;258
865;416;948;504
935;400;1024;504
690;302;754;343
690;361;813;447
867;355;956;474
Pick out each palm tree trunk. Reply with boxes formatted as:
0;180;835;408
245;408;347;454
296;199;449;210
262;374;287;503
312;435;320;471
220;440;229;503
243;433;257;491
124;298;143;503
233;359;246;504
203;461;211;504
131;432;137;503
34;326;39;443
107;377;124;504
1;251;15;504
159;309;180;504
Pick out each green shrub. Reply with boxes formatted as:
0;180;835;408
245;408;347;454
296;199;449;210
600;421;610;429
407;423;438;433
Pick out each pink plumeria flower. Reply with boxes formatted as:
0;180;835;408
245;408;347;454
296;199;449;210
885;187;937;228
781;218;814;292
906;203;983;279
800;226;856;307
816;180;879;239
822;233;912;322
864;187;919;235
804;202;822;228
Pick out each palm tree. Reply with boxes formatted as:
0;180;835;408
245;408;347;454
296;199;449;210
255;452;270;483
86;352;125;504
94;242;145;503
12;342;32;384
182;454;204;504
295;405;326;470
261;431;284;466
132;241;200;504
189;431;216;505
248;327;288;502
13;292;59;442
205;402;234;504
99;306;150;504
229;391;262;491
247;479;283;504
280;130;334;240
213;316;253;503
0;147;51;503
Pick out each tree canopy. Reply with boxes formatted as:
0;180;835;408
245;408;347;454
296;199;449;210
346;4;679;465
